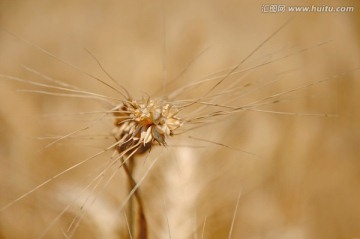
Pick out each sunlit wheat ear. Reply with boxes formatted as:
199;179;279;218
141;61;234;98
112;97;182;152
110;97;183;239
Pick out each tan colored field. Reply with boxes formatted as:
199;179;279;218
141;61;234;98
1;0;360;238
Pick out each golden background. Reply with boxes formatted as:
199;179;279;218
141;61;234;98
0;0;360;238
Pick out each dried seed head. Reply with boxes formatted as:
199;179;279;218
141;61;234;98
112;98;182;155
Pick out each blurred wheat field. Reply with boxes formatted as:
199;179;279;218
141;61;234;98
1;0;360;238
